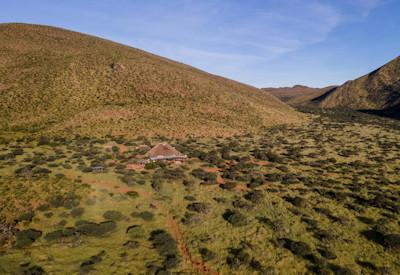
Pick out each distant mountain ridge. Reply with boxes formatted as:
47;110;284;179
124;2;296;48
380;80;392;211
0;23;304;138
314;56;400;111
262;85;337;105
269;56;400;118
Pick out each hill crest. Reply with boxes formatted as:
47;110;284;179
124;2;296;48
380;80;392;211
0;23;304;137
315;56;400;110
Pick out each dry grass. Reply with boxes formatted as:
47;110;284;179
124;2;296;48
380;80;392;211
0;110;399;274
0;23;304;138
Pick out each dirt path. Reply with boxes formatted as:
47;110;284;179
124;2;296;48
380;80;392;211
167;217;219;275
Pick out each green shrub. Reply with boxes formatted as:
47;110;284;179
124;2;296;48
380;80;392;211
103;210;124;221
15;229;42;248
199;247;216;261
126;225;145;239
191;168;217;182
131;211;154;221
19;211;35;222
71;207;85;218
75;220;117;236
223;209;247;227
187;202;210;214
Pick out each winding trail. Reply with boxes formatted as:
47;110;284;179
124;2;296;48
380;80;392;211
167;217;219;275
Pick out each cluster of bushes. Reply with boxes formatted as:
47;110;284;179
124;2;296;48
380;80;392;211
351;193;399;213
223;209;247;227
232;199;253;211
191;168;217;183
144;161;166;170
251;149;283;163
161;168;185;180
247;175;264;188
19;265;46;275
44;227;77;242
148;229;180;272
244;190;264;204
14;165;52;178
186;202;210;214
126;225;145;239
126;191;139;199
199;247;216;261
15;228;42;248
120;173;145;186
71;207;85;218
151;175;163;191
80;250;106;274
122;240;139;250
220;181;237;190
18;211;35;222
103;210;125;221
278;238;353;274
131;211;154;221
361;226;400;250
75;220;117;237
284;196;306;208
48;192;81;209
199;150;224;165
181;211;202;225
226;247;265;272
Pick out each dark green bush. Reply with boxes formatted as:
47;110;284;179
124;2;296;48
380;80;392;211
279;238;312;258
75;220;117;236
187;202;210;214
223;209;247;227
126;191;139;199
149;230;179;262
19;211;35;222
103;210;124;221
126;225;145;238
123;240;139;249
71;207;85;218
15;229;42;248
131;211;154;221
199;248;216;261
244;190;264;204
191;168;217;183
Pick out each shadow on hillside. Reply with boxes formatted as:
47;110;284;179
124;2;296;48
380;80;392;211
359;107;400;120
310;86;338;103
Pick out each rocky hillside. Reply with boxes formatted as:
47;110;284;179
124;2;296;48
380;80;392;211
0;23;303;138
314;56;400;110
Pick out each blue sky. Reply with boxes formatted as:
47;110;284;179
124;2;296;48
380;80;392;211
1;0;399;87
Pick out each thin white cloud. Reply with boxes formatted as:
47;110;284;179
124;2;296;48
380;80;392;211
89;0;385;84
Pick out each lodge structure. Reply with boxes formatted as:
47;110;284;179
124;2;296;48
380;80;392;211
147;143;187;162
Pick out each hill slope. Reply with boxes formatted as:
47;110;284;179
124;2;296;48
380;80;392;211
314;56;400;110
0;23;302;137
263;85;337;105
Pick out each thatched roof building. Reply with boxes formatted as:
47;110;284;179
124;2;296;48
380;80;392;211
148;143;187;161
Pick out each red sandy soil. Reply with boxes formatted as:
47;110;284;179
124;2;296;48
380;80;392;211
205;167;225;184
118;144;129;153
167;217;219;275
127;163;145;171
234;184;249;192
252;160;270;166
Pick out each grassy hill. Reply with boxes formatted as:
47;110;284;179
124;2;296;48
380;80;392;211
0;23;303;138
313;56;400;110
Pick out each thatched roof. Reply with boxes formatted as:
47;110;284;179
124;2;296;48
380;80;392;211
148;143;185;159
